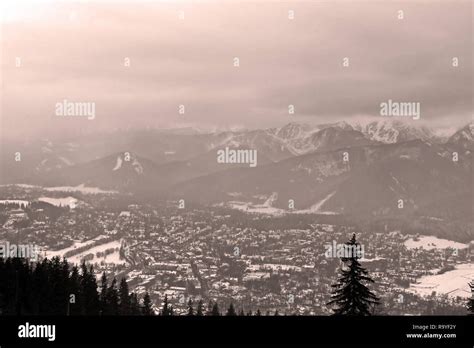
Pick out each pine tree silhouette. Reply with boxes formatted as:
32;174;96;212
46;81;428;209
80;263;99;315
206;300;213;315
327;234;380;316
105;277;119;315
468;281;474;315
130;293;141;315
226;303;237;316
99;272;108;315
67;265;82;315
196;299;204;316
211;302;220;316
142;292;153;315
187;298;194;316
118;278;131;315
162;294;171;316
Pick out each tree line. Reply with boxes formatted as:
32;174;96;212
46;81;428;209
0;257;150;315
160;295;271;316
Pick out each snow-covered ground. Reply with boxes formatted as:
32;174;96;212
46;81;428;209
38;196;78;209
227;201;286;216
0;183;115;195
66;240;124;265
248;263;302;272
407;263;474;299
404;236;469;250
44;184;116;194
0;184;39;188
44;239;99;259
45;239;124;265
0;199;30;206
223;191;339;216
112;156;123;171
294;191;338;215
308;191;336;212
112;155;143;174
224;193;287;215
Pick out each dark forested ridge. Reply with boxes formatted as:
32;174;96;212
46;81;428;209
0;257;146;315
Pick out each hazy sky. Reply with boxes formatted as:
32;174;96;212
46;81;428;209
1;0;472;140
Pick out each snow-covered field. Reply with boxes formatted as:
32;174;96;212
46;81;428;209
227;201;286;216
1;197;85;209
407;263;474;299
66;240;124;265
295;191;337;214
0;184;39;188
45;239;124;265
45;239;99;259
225;193;286;216
404;236;469;250
0;199;30;206
223;190;339;216
225;199;338;216
38;196;78;209
44;184;116;194
248;263;302;272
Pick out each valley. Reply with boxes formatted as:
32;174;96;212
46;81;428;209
0;119;472;315
0;183;472;315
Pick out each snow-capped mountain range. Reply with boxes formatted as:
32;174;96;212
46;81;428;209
2;119;472;184
1;119;472;240
212;119;466;158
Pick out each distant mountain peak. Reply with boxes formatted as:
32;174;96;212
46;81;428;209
345;118;435;144
112;152;144;174
276;122;313;139
447;121;474;150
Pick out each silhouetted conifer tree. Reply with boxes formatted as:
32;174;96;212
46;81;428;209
142;292;153;316
162;294;171;316
105;277;119;315
206;300;213;315
196;299;204;316
99;272;108;315
68;265;82;315
226;303;237;316
80;263;99;315
118;278;131;315
327;234;380;316
211;303;220;316
468;281;474;315
130;292;141;315
187;298;194;316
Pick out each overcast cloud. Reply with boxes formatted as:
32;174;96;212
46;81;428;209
1;0;472;140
